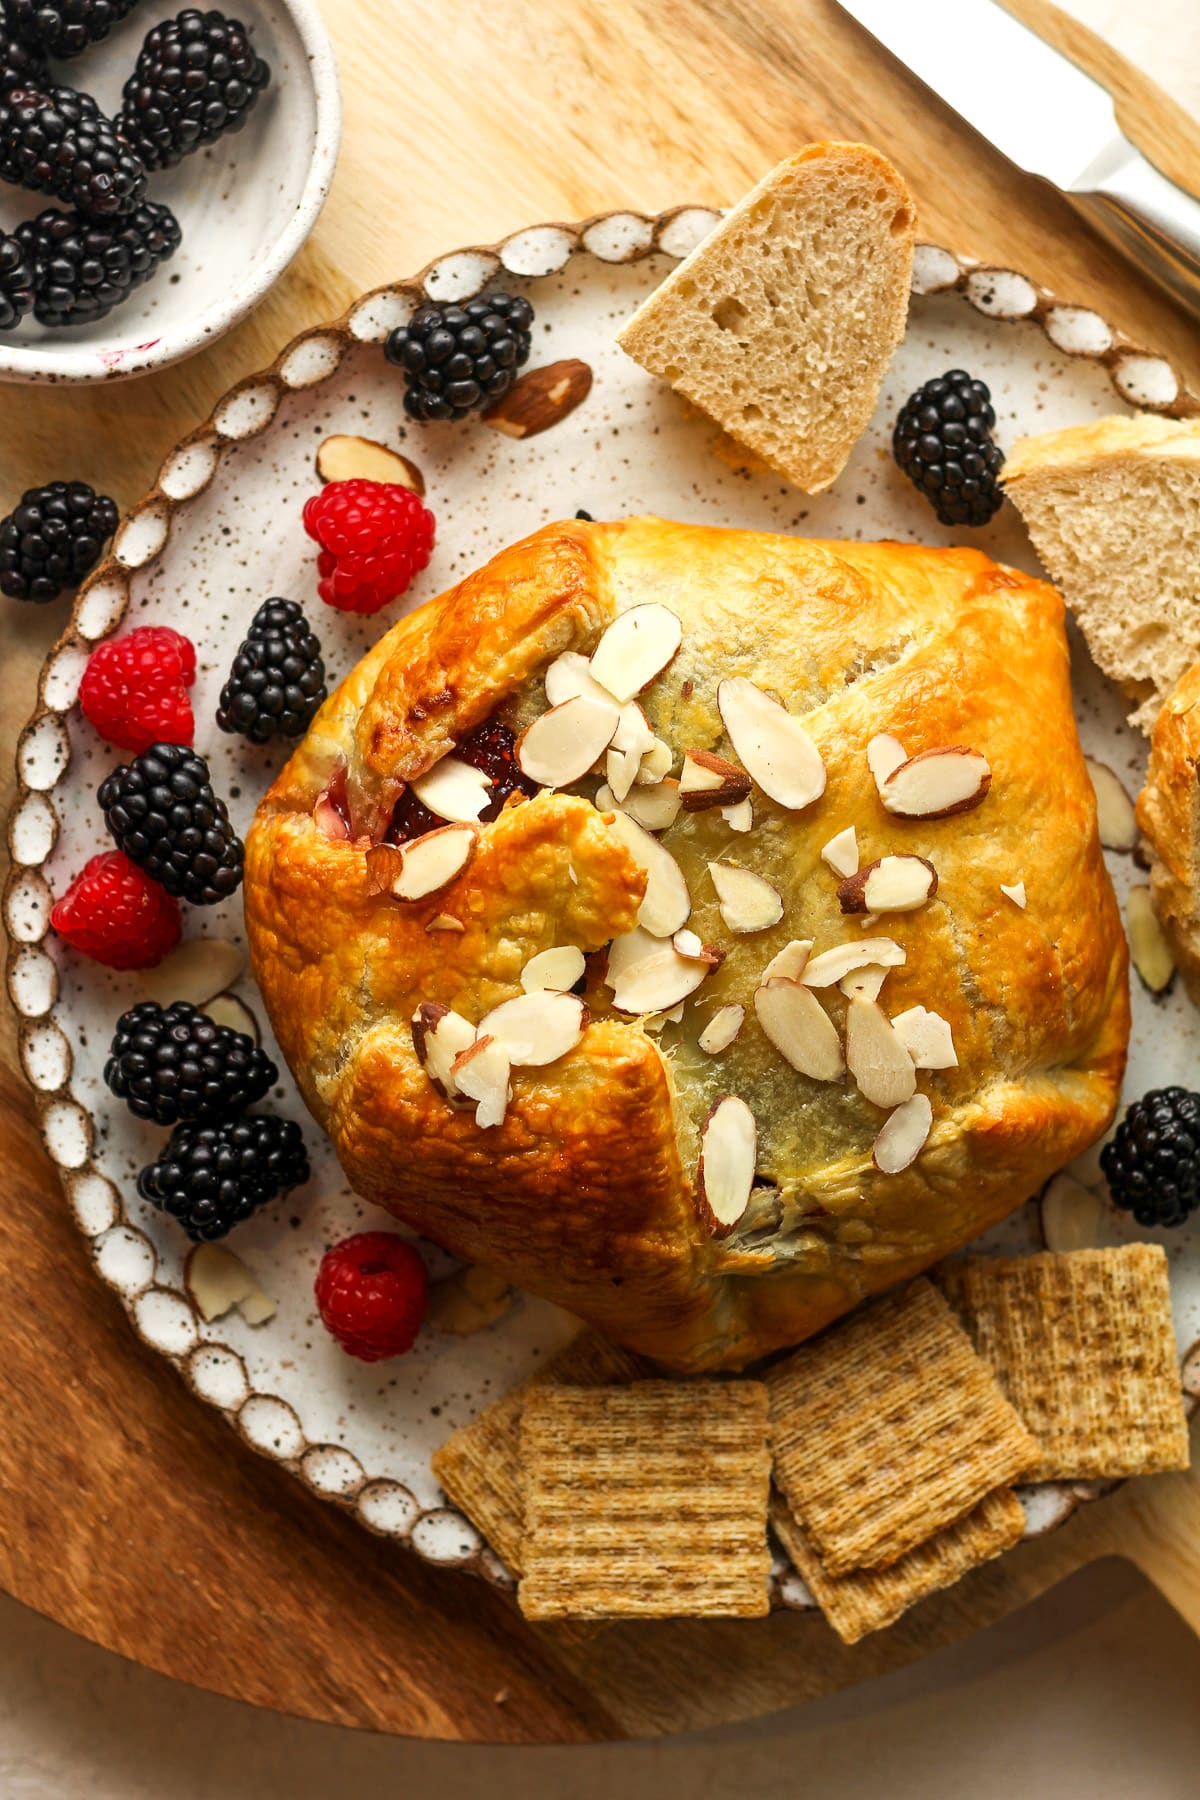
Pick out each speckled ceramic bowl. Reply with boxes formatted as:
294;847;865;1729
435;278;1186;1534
0;0;341;384
7;208;1200;1602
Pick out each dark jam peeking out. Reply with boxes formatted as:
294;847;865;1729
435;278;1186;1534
385;718;539;845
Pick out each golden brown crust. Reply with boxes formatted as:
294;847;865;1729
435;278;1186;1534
246;517;1128;1371
1137;661;1200;1002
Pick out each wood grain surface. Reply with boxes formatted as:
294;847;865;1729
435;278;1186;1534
2;0;1199;1745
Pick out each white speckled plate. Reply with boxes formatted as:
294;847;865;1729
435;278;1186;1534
8;208;1200;1605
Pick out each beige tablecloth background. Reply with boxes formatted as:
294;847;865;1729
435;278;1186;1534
4;2;1199;1793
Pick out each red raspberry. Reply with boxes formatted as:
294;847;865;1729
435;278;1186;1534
80;627;196;753
302;479;435;615
314;1231;429;1361
50;851;181;970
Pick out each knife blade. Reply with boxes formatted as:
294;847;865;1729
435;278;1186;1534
836;0;1200;322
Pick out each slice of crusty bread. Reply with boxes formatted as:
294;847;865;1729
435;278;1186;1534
616;143;915;494
1004;413;1200;733
1137;661;1200;1003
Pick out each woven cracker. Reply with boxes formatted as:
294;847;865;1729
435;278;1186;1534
771;1487;1026;1645
431;1331;650;1573
938;1245;1189;1481
518;1381;772;1620
766;1279;1038;1576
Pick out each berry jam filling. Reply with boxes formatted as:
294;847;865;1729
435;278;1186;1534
385;717;538;845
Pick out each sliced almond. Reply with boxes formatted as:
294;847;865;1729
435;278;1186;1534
140;937;245;1009
881;747;991;819
609;946;709;1014
698;1097;757;1232
411;1002;477;1102
717;677;826;812
316;434;425;495
890;1005;958;1069
698;1003;746;1054
386;823;477;901
605;808;691;936
672;928;725;967
426;913;465;933
606;745;641;803
409;756;492;824
451;1034;512;1128
872;1093;933;1174
634;738;674;785
801;937;906;988
545;648;617;709
707;861;784;934
482;357;593;439
839;965;888;1002
1127;885;1176;993
753;978;844;1081
821;826;859;878
185;1243;277;1326
845;997;917;1108
1084;757;1138;853
867;734;907;788
517;694;620;788
721;796;753;832
839;854;937;915
612;702;656;759
605;924;666;985
477;990;588;1066
613;778;682;832
762;939;813;983
1040;1173;1104;1253
521;945;586;993
1000;880;1027;910
200;992;261;1043
428;1264;514;1335
588;603;683;703
678;749;752;812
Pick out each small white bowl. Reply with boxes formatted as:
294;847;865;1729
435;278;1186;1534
0;0;341;384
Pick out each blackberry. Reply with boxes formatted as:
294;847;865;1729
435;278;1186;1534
137;1111;308;1240
0;479;117;601
117;8;270;171
97;742;244;906
0;15;48;91
18;199;180;328
1100;1088;1200;1229
10;0;142;58
105;998;276;1125
216;597;327;744
385;716;537;844
0;226;33;329
892;369;1005;528
384;292;534;422
0;83;146;216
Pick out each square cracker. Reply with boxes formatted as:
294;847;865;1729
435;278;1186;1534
518;1380;772;1620
937;1245;1189;1481
766;1279;1038;1577
771;1487;1026;1645
431;1331;650;1574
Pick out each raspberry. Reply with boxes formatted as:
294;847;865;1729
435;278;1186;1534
79;626;195;753
314;1231;429;1362
50;849;180;969
302;479;434;615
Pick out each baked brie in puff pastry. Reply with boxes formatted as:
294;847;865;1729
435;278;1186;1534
246;517;1128;1371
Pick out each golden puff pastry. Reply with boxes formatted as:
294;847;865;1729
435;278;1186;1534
245;517;1129;1372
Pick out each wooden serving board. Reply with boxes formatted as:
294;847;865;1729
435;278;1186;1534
2;0;1199;1744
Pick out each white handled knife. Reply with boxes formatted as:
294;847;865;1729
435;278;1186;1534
836;0;1200;321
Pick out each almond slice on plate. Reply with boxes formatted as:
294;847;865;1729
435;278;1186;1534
881;747;991;819
605;807;691;935
544;648;618;709
838;854;937;915
609;945;710;1014
801;937;906;988
634;738;674;785
754;978;844;1080
1040;1172;1105;1252
1127;884;1176;993
517;694;620;788
411;1002;478;1102
707;861;784;933
698;1003;745;1054
845;997;917;1107
478;990;588;1066
839;965;888;1002
1000;880;1027;909
698;1096;757;1233
428;1264;515;1335
588;603;683;703
872;1092;933;1174
410;755;493;823
200;992;261;1043
316;434;425;494
820;826;858;878
140;937;245;1008
386;823;477;901
1083;757;1138;853
717;677;826;812
521;945;586;993
721;796;753;832
678;749;751;812
890;1005;958;1069
185;1243;277;1325
482;357;593;439
451;1034;512;1128
867;734;907;788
